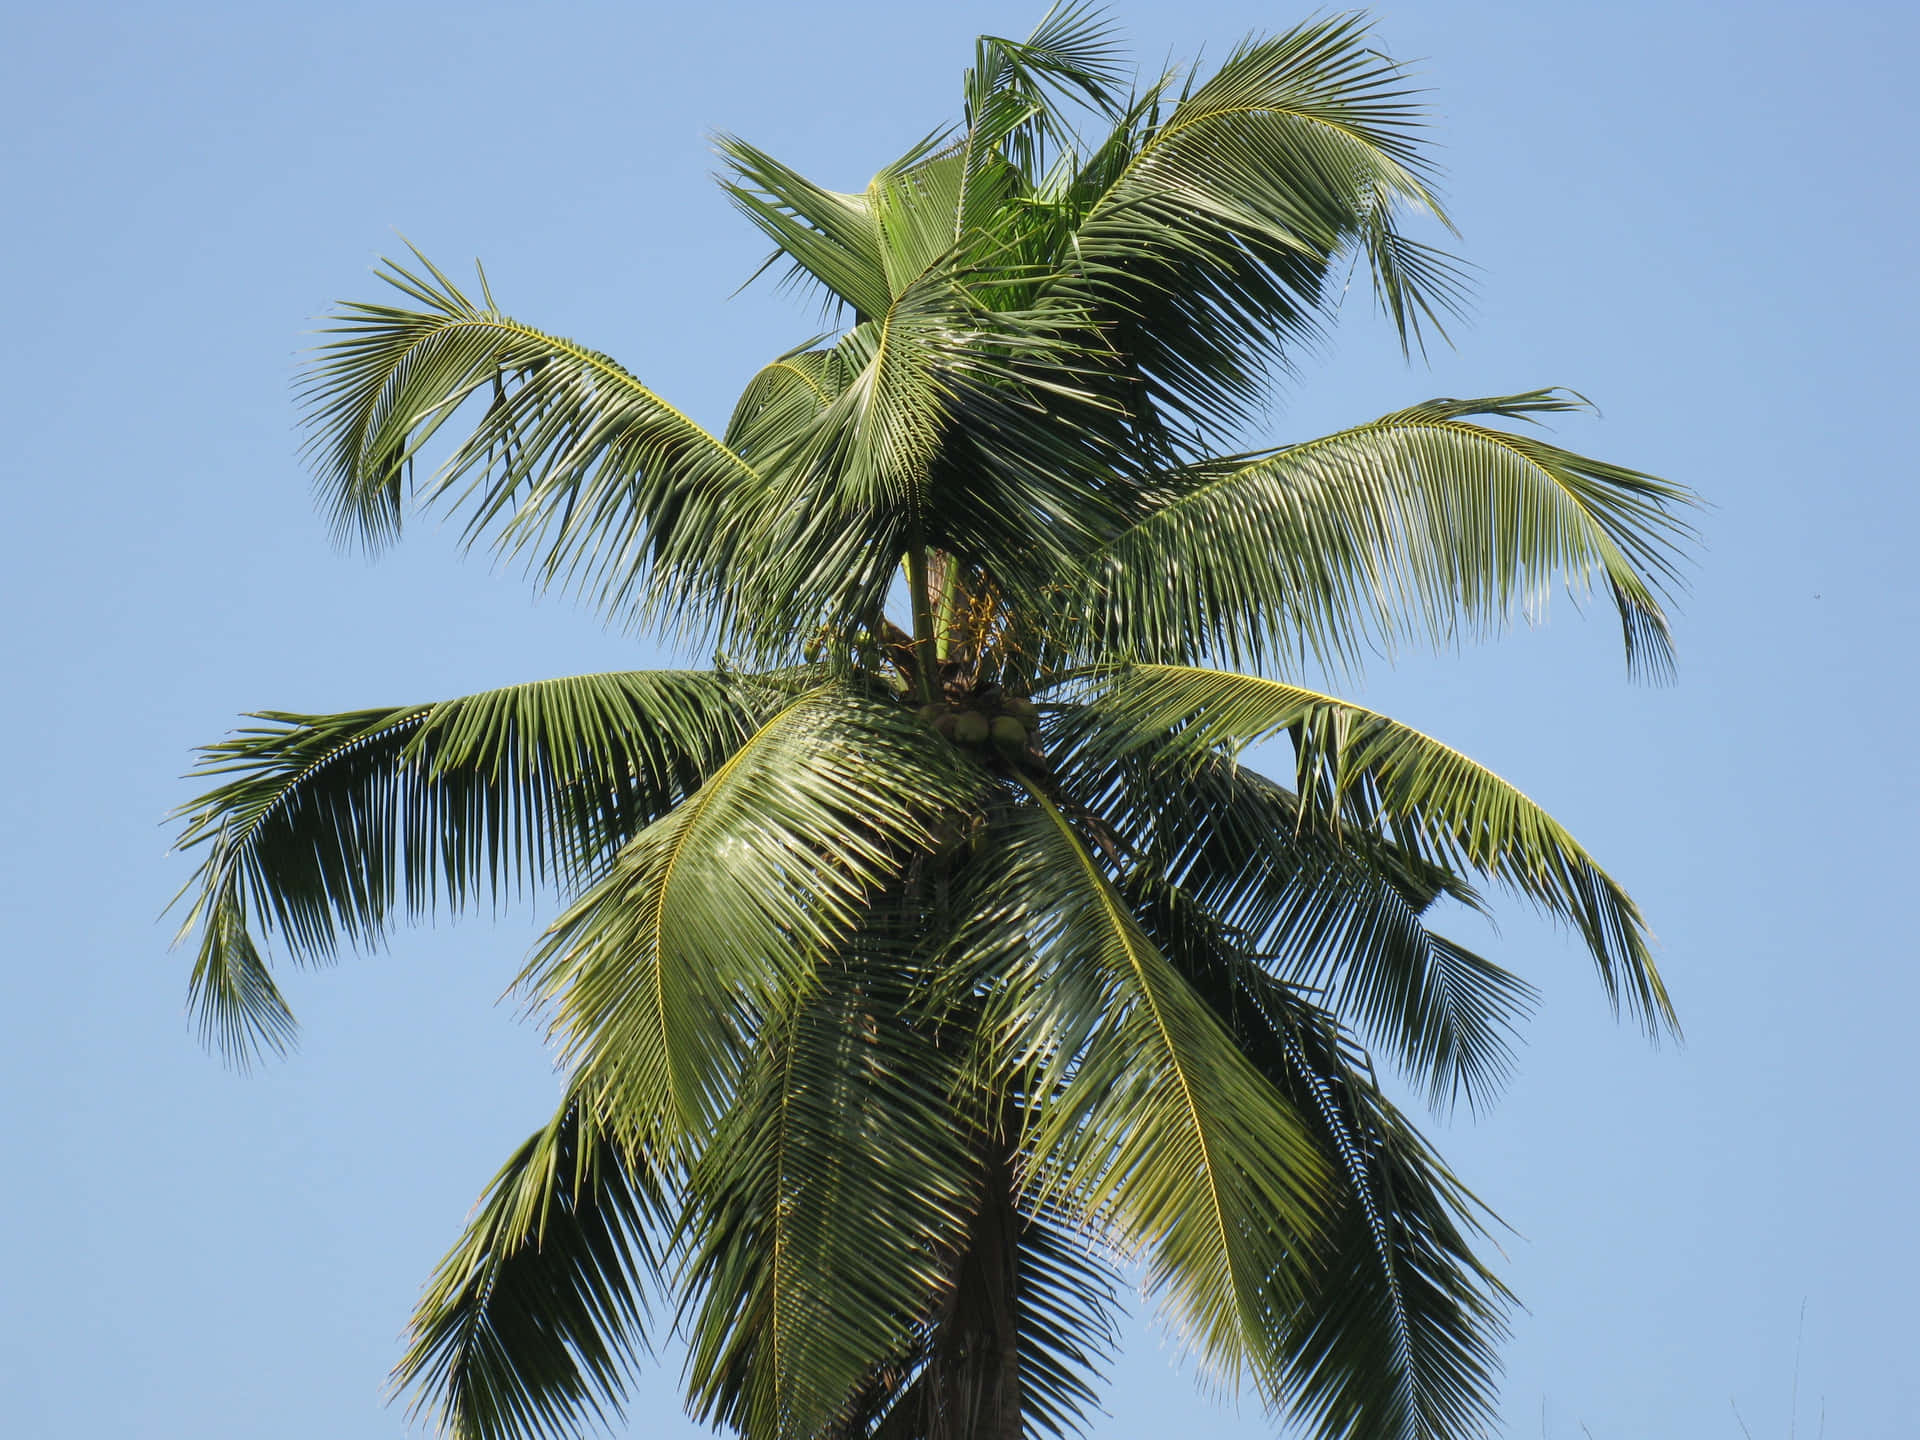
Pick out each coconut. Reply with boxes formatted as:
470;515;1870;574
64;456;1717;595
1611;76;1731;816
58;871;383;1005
989;715;1028;753
1002;697;1039;724
933;711;959;739
952;711;991;745
915;703;945;725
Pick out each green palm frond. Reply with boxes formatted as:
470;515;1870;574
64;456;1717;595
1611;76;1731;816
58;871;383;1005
1053;15;1460;440
720;266;1125;663
962;2;1126;172
301;249;765;634
525;685;983;1142
1078;664;1674;1031
723;347;846;464
1146;890;1509;1440
720;5;1123;324
854;1196;1121;1440
168;671;756;1063
999;1200;1123;1439
682;950;976;1440
1051;707;1531;1108
718;136;899;322
394;1074;669;1440
1087;391;1697;679
960;789;1329;1397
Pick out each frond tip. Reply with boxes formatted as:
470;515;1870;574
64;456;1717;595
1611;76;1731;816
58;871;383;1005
395;1079;667;1440
1080;663;1677;1034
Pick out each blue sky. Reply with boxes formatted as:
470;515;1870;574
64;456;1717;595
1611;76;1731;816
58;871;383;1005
3;3;1915;1437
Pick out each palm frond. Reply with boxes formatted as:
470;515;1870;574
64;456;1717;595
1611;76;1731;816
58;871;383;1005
1086;391;1697;680
395;1075;669;1440
1051;708;1531;1108
1002;1200;1123;1439
720;266;1126;663
1142;890;1509;1440
1074;664;1675;1032
682;949;976;1440
168;671;757;1064
301;248;764;635
718;137;899;321
958;789;1329;1397
1054;15;1459;441
524;685;983;1143
960;3;1127;190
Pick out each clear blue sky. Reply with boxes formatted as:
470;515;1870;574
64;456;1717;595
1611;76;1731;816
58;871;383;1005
3;3;1914;1437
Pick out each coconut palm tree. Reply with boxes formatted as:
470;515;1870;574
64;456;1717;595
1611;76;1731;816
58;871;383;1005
168;9;1694;1440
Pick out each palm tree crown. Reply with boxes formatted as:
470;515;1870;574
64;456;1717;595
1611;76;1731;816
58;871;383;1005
169;9;1695;1440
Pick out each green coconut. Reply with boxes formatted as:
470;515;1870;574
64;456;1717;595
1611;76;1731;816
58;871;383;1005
1002;697;1039;724
989;715;1028;753
952;710;991;745
915;703;945;725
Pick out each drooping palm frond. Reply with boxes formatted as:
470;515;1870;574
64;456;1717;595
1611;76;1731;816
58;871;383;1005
1143;887;1509;1440
168;671;758;1063
395;1075;670;1440
681;949;976;1440
1049;15;1462;444
996;1195;1123;1440
956;789;1329;1398
1085;391;1696;680
301;249;766;636
855;1194;1122;1440
524;685;985;1142
1076;663;1675;1031
1050;705;1531;1109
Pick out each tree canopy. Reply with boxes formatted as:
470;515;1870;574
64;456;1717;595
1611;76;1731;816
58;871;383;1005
169;8;1695;1439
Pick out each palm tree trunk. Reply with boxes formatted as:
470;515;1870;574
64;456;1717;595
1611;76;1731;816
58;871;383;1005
923;1128;1026;1440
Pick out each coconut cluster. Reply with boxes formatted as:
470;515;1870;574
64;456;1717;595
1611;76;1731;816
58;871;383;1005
916;691;1041;765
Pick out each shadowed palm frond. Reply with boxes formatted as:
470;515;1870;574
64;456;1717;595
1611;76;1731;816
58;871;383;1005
718;262;1127;666
1142;886;1509;1440
1051;707;1531;1109
168;671;759;1064
395;1074;670;1440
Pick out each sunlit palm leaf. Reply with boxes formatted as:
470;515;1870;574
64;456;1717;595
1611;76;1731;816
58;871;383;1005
1079;664;1674;1030
682;950;975;1440
1144;889;1508;1440
961;789;1329;1396
1053;15;1460;440
1087;391;1696;679
525;686;983;1141
301;249;764;633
